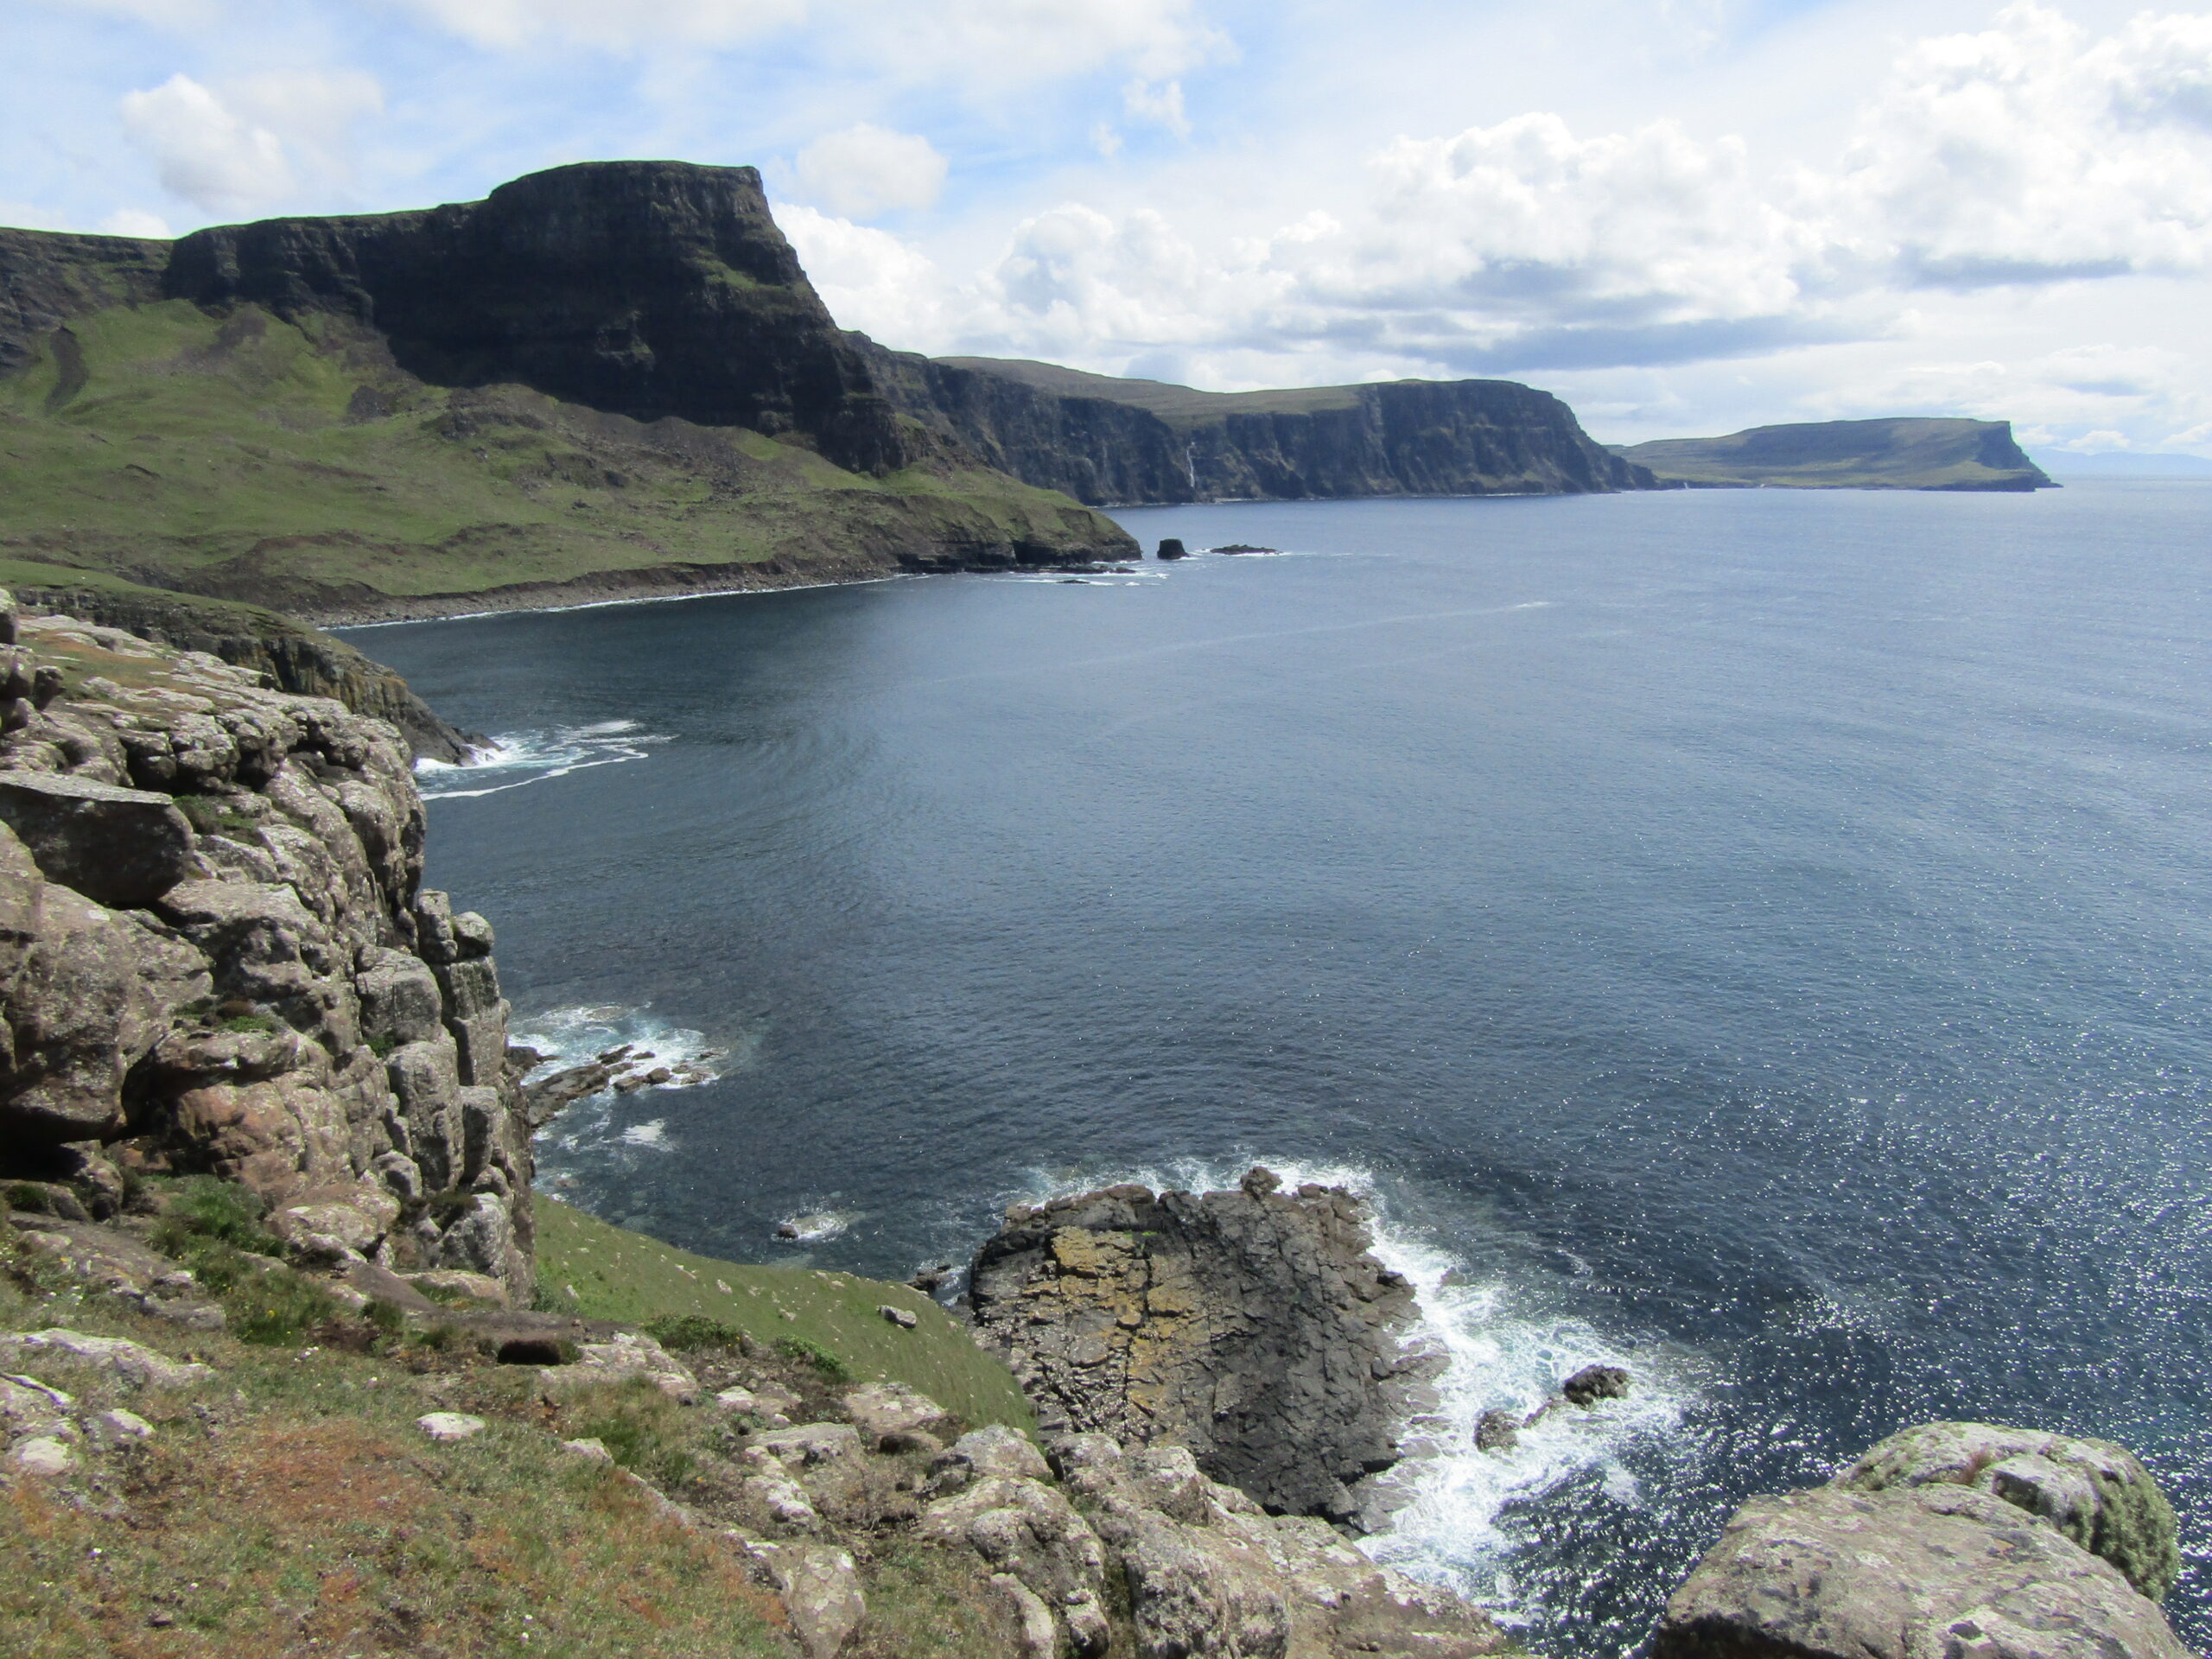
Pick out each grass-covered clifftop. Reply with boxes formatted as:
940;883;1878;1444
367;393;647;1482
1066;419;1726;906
1613;417;2056;491
0;297;1128;621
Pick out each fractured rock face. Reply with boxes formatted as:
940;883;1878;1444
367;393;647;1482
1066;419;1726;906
0;771;196;908
1053;1432;1509;1659
0;599;535;1298
968;1172;1427;1518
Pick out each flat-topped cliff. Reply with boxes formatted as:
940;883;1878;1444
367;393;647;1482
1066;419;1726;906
1615;417;2056;491
865;344;1657;503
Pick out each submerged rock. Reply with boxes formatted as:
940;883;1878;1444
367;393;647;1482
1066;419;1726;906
967;1170;1428;1520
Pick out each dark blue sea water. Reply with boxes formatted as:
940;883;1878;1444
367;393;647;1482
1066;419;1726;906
356;482;2212;1656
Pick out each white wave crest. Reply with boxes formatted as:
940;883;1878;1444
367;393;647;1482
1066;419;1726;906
518;1004;742;1185
1009;1154;1689;1619
415;719;671;799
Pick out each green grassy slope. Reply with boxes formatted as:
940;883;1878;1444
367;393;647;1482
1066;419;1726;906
0;302;1126;619
1613;417;2055;490
534;1198;1035;1437
936;355;1370;429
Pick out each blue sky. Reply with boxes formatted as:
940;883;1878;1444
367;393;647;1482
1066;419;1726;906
10;0;2212;453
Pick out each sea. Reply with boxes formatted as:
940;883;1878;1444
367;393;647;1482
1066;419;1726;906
356;481;2212;1656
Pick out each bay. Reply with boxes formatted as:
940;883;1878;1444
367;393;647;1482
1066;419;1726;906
358;481;2212;1656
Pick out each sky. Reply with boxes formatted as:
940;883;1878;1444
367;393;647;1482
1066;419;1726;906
9;0;2212;453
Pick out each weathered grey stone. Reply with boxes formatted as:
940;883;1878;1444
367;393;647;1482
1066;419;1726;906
1656;1484;2188;1659
742;1540;865;1659
1058;1437;1506;1659
842;1380;948;1441
537;1331;698;1401
355;948;443;1047
416;1412;486;1441
921;1473;1108;1651
0;1327;211;1389
969;1172;1424;1517
939;1423;1052;1484
0;770;194;907
0;826;209;1143
1834;1420;2181;1602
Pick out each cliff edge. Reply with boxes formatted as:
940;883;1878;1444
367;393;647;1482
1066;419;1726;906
0;588;530;1294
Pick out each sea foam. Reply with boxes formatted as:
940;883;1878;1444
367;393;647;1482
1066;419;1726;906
415;719;670;799
1008;1155;1688;1624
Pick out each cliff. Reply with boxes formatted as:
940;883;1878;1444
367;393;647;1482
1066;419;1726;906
0;164;1134;619
162;162;911;477
0;563;474;760
862;343;1658;503
1614;417;2057;491
0;588;531;1294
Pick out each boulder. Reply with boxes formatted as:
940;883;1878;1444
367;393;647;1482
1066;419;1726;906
0;770;194;907
1834;1420;2181;1601
967;1173;1426;1517
416;1412;486;1442
921;1472;1109;1656
841;1381;948;1441
741;1540;865;1659
939;1423;1052;1484
0;1327;211;1388
354;948;444;1047
1655;1484;2189;1659
538;1330;698;1401
1156;539;1188;560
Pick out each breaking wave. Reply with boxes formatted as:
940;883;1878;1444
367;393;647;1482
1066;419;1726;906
415;720;671;799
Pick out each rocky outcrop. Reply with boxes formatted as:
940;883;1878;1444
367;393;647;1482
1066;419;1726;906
1656;1423;2190;1659
3;581;475;761
1834;1421;2181;1602
163;161;912;477
1056;1433;1509;1659
0;592;532;1296
966;1170;1432;1522
863;343;1656;504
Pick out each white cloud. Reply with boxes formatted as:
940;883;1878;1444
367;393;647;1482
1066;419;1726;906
777;202;954;346
1122;78;1190;137
383;0;805;51
99;207;174;237
379;0;1221;86
804;3;2212;386
118;68;384;215
1825;3;2212;287
120;74;294;213
791;124;946;219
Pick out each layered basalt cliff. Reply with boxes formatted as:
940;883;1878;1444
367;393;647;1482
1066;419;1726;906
162;162;910;477
0;591;531;1295
968;1169;1433;1522
864;345;1657;504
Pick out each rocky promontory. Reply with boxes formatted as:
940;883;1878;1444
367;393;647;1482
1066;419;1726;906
0;589;530;1294
968;1168;1433;1522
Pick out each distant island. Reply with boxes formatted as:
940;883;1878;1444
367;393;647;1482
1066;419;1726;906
1612;418;2056;492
